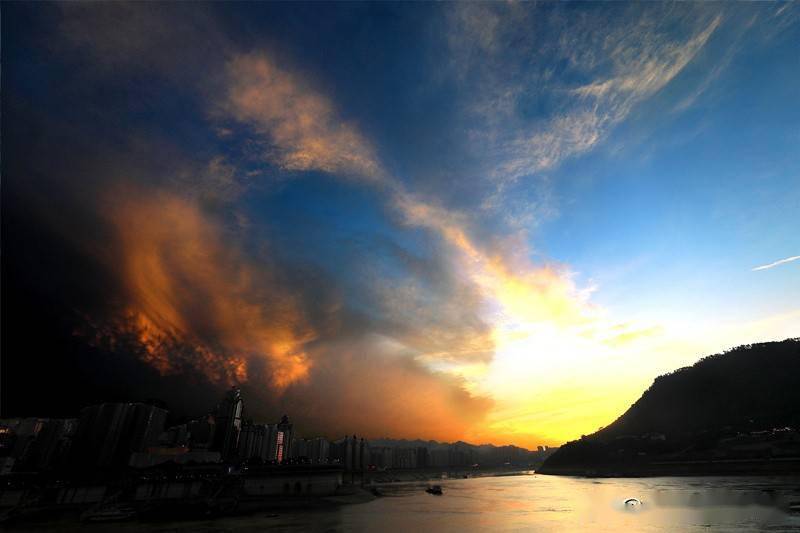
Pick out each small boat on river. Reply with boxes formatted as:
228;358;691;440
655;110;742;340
426;485;443;495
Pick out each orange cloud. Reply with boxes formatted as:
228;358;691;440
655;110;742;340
394;192;591;329
100;187;316;390
216;52;603;449
224;54;385;182
277;336;495;443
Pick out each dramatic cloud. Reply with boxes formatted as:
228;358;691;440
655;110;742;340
213;44;624;447
96;188;317;390
28;10;502;441
6;2;794;448
393;193;592;328
66;174;499;441
217;50;597;376
270;335;495;442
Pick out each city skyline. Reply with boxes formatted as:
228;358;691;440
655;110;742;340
3;2;799;449
0;386;551;477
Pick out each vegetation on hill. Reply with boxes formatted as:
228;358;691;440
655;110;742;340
539;338;800;476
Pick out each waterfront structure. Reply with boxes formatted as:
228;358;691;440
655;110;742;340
129;448;221;468
290;437;308;460
241;464;343;497
238;422;277;462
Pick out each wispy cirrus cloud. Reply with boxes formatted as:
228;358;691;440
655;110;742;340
752;255;800;271
446;4;723;210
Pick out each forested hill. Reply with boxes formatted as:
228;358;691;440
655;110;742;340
539;338;800;476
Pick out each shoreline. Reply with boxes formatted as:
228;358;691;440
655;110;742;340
537;457;800;478
366;466;536;485
0;470;539;528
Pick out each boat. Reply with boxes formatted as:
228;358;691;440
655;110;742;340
426;485;443;495
81;505;137;522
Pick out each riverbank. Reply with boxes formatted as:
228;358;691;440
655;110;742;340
537;457;800;477
366;466;535;485
0;485;379;529
0;468;542;528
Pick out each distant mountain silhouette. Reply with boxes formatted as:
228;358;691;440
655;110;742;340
369;437;534;453
539;339;800;476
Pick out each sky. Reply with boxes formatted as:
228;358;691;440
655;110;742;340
2;2;799;448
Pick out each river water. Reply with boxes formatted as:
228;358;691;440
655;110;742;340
38;473;800;531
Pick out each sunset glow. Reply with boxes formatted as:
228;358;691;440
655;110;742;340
3;2;798;449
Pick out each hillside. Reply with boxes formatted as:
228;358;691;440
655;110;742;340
538;338;800;476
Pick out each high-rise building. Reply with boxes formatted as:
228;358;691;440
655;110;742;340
429;448;449;467
307;437;330;464
416;446;429;468
290;437;308;460
330;435;367;472
70;403;167;468
160;423;189;447
24;418;78;471
187;415;215;449
5;418;48;463
370;446;393;469
235;418;298;464
238;422;275;462
274;415;292;463
359;438;370;471
211;387;243;461
393;447;417;469
263;424;278;462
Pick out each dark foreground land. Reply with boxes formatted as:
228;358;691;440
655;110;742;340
539;339;800;477
0;466;536;528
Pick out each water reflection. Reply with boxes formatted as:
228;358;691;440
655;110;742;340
28;474;800;532
289;475;799;532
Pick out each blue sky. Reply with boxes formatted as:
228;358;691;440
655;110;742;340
3;2;799;445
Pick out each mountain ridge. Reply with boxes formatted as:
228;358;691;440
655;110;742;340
538;338;800;476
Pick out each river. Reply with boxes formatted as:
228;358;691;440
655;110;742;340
25;473;800;531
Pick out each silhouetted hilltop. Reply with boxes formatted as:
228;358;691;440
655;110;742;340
367;438;546;467
539;339;800;476
369;438;534;452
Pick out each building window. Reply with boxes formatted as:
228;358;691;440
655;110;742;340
276;431;285;463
